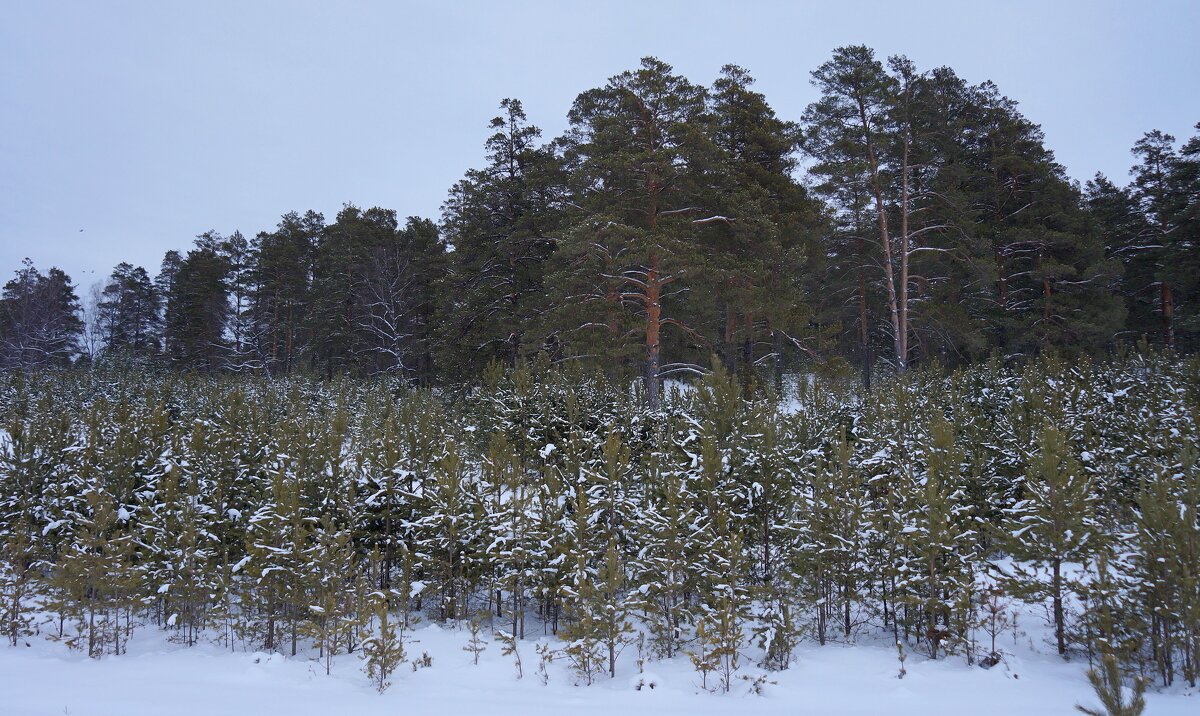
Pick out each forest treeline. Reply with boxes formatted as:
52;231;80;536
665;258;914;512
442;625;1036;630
0;354;1197;692
1;47;1198;404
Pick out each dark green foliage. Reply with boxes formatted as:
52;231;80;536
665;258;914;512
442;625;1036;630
97;262;161;357
1;50;1200;700
251;211;322;374
439;99;562;379
5;53;1196;380
163;234;230;372
0;352;1196;687
309;207;447;379
544;57;718;408
0;260;82;370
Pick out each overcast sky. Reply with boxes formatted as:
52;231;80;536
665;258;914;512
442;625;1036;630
2;0;1198;292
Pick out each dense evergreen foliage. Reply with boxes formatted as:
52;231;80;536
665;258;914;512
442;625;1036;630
2;48;1197;388
1;47;1197;704
0;353;1196;693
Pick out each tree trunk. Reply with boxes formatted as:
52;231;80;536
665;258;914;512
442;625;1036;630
1043;277;1053;323
771;325;783;393
645;252;662;411
996;251;1008;310
742;311;754;384
1162;281;1175;349
898;131;911;372
857;101;904;373
858;245;871;390
724;302;737;372
1053;558;1066;656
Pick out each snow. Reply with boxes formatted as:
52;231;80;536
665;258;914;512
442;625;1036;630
40;520;67;536
1;616;1194;716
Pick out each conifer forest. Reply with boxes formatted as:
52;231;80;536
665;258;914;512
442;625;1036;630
2;41;1199;715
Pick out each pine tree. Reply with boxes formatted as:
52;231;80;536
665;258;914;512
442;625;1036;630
558;435;606;685
901;417;976;659
242;456;310;655
163;234;230;372
361;591;406;693
1076;654;1147;716
418;440;473;622
628;448;703;659
1172;445;1200;687
971;87;1124;355
309;207;446;378
0;519;34;646
52;486;138;657
137;454;216;646
1003;423;1098;657
546;57;717;408
358;395;414;592
744;410;805;670
1086;174;1158;345
0;260;83;370
482;432;537;639
1158;124;1200;350
1078;548;1140;673
219;231;262;371
533;433;571;636
495;628;523;678
192;393;262;651
594;538;634;679
462;615;488;665
252;211;322;374
1129;465;1189;685
439;99;561;377
97;262;161;358
1127;130;1181;349
802;429;867;645
697;501;750;693
303;514;356;674
689;613;720;691
705;65;817;381
803;46;909;372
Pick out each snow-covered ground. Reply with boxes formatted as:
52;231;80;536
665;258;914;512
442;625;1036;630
2;615;1195;716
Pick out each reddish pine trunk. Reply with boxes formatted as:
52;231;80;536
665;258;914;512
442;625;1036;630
857;100;903;373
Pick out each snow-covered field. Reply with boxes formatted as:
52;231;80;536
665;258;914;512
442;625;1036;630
2;615;1195;716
